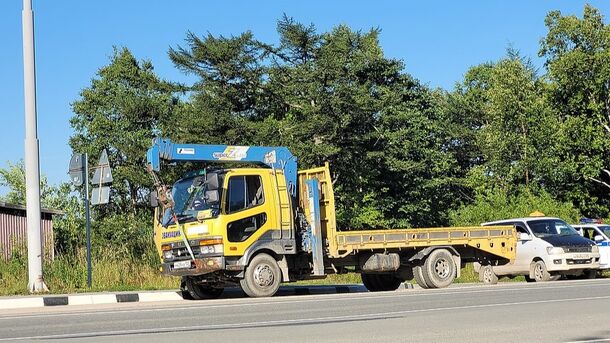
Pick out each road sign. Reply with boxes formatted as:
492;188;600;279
91;149;112;206
90;186;110;205
68;153;86;187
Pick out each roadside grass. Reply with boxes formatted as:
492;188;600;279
0;251;179;296
1;253;607;295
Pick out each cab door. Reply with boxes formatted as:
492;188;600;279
221;171;275;256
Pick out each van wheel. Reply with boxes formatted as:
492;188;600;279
240;253;281;297
531;261;553;282
478;265;498;285
421;249;456;288
184;276;224;300
584;270;597;279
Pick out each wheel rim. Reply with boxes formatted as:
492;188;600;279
534;264;543;280
253;263;274;288
434;258;450;279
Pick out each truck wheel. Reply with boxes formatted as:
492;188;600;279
375;274;403;291
531;261;553;282
240;253;281;297
184;276;224;300
413;265;430;289
361;273;379;291
180;277;194;300
478;265;498;285
421;249;456;288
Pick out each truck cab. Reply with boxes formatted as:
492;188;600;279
478;215;599;283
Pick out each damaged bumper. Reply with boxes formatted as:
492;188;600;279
162;257;224;276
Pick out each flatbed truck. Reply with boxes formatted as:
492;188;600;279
147;138;516;298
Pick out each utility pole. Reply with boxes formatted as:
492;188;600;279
22;0;48;292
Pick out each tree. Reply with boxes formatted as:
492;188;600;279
168;17;461;228
540;5;610;216
0;161;84;254
70;47;179;215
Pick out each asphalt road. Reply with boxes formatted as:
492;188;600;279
2;279;610;343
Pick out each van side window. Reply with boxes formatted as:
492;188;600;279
515;225;528;234
226;175;264;213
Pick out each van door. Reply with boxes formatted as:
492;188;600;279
501;222;537;274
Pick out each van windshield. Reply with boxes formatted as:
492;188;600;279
526;219;578;238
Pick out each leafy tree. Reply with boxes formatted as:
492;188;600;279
0;161;84;255
540;5;610;216
449;187;580;226
168;17;461;228
70;47;179;216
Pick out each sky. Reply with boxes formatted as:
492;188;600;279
1;1;609;189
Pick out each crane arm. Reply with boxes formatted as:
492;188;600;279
146;137;298;195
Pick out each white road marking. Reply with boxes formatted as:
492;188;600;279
1;279;609;320
1;294;609;341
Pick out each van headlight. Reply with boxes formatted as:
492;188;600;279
546;247;564;255
591;245;599;253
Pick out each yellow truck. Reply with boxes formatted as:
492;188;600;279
147;138;516;299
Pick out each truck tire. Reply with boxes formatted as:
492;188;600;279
421;249;456;289
478;265;498;285
531;261;553;282
361;273;402;292
184;276;223;300
240;253;282;297
413;265;430;289
361;273;379;291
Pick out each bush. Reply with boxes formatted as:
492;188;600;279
449;187;581;226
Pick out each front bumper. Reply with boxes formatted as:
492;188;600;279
546;252;600;272
162;257;225;276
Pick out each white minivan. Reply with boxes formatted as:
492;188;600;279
475;215;600;283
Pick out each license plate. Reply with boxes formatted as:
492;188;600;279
573;254;589;259
173;260;191;269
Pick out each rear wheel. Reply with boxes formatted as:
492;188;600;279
421;249;456;289
478;265;498;285
413;265;430;289
184;276;223;300
240;253;282;297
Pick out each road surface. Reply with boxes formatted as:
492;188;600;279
1;279;610;342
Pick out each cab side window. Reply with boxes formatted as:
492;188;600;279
226;175;264;213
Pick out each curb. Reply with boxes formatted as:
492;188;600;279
0;283;415;310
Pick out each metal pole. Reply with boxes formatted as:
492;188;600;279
23;0;48;293
84;154;92;288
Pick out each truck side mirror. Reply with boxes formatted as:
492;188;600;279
519;232;532;241
206;173;220;191
150;190;158;208
594;235;604;242
205;189;219;204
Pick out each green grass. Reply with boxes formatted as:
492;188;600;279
2;252;608;296
0;251;179;296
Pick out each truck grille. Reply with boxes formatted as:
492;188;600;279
564;246;591;253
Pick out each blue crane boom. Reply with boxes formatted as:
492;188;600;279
146;138;298;196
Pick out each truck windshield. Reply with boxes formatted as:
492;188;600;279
526;219;579;238
162;174;221;226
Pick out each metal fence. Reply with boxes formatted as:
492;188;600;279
0;202;59;261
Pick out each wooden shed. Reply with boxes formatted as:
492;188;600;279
0;201;60;261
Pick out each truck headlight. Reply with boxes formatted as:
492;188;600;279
591;245;599;253
200;244;223;254
546;247;564;255
163;250;173;260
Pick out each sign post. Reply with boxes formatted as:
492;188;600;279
69;153;92;287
